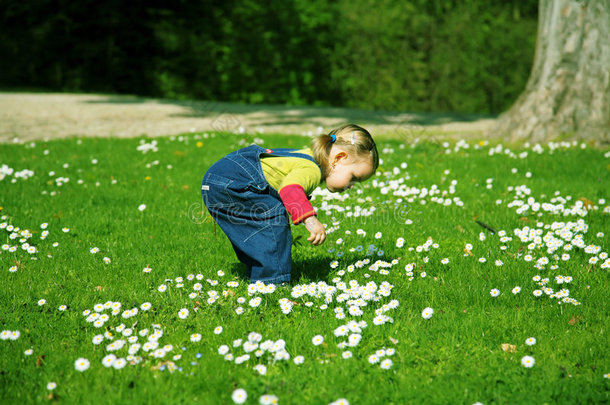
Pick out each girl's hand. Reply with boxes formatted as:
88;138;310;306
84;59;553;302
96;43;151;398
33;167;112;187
304;216;326;245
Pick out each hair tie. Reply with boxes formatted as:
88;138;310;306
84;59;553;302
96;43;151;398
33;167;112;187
330;134;337;143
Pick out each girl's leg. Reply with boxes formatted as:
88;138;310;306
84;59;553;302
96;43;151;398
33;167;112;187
202;173;291;284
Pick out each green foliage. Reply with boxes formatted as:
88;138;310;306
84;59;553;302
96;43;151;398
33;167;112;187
0;1;538;113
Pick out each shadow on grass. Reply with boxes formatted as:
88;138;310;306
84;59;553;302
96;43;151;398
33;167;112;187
83;94;495;129
225;256;332;285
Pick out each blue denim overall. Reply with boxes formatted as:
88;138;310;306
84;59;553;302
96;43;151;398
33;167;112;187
201;145;321;284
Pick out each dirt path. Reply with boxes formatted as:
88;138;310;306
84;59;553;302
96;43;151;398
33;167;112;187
0;92;496;142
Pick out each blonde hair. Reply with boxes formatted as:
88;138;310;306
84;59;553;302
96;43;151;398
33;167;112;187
311;124;379;179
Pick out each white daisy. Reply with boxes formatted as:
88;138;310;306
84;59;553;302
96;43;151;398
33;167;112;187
232;388;247;404
74;357;90;372
525;337;536;346
421;307;434;319
521;355;535;368
380;358;393;369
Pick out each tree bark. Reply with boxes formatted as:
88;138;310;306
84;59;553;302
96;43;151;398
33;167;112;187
488;0;610;144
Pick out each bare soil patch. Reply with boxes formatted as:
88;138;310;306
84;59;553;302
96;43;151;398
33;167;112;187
0;92;496;142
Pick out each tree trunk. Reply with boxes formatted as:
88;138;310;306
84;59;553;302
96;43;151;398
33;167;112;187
488;0;610;144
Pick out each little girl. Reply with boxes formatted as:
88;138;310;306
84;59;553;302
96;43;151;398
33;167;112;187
201;124;379;284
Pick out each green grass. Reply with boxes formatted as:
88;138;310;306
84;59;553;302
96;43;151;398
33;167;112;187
1;132;609;404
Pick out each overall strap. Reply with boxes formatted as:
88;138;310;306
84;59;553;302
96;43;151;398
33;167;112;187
260;147;321;171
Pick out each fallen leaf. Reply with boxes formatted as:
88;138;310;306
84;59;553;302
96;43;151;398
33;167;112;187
389;337;399;344
568;315;582;325
577;197;594;209
463;248;473;256
150;360;176;371
36;355;45;367
501;343;516;353
94;286;104;292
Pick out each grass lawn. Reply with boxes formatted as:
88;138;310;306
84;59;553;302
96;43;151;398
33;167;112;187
1;131;608;404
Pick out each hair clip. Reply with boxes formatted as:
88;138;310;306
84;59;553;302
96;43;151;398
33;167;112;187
330;134;337;143
350;131;355;145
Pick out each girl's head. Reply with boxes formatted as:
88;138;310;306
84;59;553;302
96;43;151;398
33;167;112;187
311;124;379;193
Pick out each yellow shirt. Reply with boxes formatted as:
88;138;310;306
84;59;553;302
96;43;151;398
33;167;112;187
260;148;321;195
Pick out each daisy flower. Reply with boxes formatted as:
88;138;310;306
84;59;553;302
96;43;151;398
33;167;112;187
421;307;434;319
259;394;279;405
90;247;100;254
249;297;262;308
293;355;305;365
254;364;267;375
312;335;324;346
368;354;379;364
380;358;393;369
441;258;449;264
24;349;33;356
37;299;46;306
490;288;500;297
103;257;111;264
232;388;248;404
138;204;147;212
178;308;189;319
46;382;57;391
525;337;536;346
190;333;202;342
74;358;90;372
214;326;223;335
142;266;152;273
113;358;127;369
511;286;521;295
521;355;535;368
